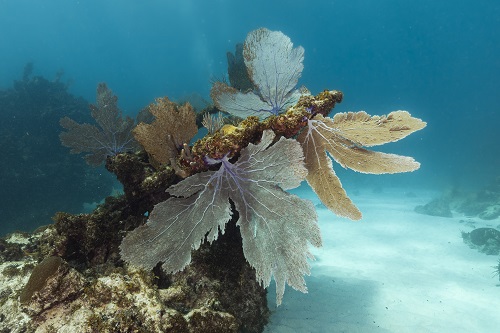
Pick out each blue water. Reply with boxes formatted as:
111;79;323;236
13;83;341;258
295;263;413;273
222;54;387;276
1;0;499;330
0;2;498;223
3;0;498;190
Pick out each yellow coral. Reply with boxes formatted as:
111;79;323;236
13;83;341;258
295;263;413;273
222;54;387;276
220;124;238;136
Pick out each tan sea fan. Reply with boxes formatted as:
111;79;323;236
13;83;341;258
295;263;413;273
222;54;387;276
297;111;426;220
133;97;198;167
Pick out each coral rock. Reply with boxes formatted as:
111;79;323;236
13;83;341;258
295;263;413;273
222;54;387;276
21;257;85;317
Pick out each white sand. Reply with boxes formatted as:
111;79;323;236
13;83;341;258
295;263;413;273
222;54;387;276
264;187;500;333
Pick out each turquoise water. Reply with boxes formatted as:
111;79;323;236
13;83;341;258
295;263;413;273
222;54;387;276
1;0;498;242
0;1;499;329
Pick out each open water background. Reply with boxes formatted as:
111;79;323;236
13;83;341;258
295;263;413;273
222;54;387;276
0;0;498;233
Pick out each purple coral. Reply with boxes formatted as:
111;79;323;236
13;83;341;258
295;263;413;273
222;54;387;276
120;130;322;305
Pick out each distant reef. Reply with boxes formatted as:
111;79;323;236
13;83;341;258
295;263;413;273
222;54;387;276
414;177;500;220
461;227;500;255
0;64;114;235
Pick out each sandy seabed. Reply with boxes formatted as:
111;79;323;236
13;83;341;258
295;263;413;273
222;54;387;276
264;187;500;333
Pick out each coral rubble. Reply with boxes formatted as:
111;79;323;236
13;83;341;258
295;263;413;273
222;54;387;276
461;228;500;255
414;197;453;218
415;177;500;220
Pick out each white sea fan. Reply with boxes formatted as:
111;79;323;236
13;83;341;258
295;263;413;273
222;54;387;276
202;111;225;135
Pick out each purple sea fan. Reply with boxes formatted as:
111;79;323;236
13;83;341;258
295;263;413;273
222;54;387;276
211;28;305;119
120;130;322;305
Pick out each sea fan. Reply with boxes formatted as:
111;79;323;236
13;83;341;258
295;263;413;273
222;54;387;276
59;83;137;166
297;111;426;219
211;28;305;119
120;130;321;305
133;97;198;167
